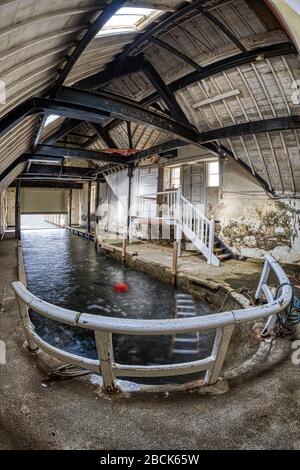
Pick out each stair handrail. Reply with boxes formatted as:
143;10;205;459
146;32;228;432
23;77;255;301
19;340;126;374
179;193;212;225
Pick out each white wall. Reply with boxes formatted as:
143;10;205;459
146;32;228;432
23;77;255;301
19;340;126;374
0;190;7;235
219;158;300;263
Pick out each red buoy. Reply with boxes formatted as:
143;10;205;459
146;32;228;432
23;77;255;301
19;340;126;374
112;282;128;293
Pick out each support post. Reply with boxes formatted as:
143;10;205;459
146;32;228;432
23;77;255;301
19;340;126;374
176;187;182;257
204;325;234;385
208;216;215;265
122;233;127;265
87;181;91;234
15;181;21;240
68;188;73;227
94;331;117;394
172;241;179;287
127;163;134;243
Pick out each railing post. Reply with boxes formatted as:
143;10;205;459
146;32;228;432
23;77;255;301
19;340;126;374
208;216;215;265
94;331;117;393
205;325;234;385
176;187;182;257
16;243;38;352
255;258;270;301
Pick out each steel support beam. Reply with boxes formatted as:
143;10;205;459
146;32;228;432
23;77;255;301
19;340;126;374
10;181;83;189
142;58;191;126
104;42;295;133
200;117;300;142
43;119;82;145
92;123;117;148
55;87;200;144
22;164;95;178
51;0;127;97
196;5;248;54
100;0;206;70
34;144;128;164
149;37;203;72
77;56;143;91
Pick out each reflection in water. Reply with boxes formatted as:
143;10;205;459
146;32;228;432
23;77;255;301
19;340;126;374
22;229;216;383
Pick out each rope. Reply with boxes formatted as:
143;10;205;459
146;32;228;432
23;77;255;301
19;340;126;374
42;364;91;387
272;282;299;337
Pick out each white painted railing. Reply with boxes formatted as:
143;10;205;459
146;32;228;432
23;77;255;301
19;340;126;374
135;189;178;220
135;188;219;265
12;256;292;394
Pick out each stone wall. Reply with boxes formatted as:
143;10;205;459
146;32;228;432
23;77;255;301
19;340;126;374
219;158;300;264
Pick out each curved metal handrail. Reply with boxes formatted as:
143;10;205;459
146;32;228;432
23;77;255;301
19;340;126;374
12;255;292;393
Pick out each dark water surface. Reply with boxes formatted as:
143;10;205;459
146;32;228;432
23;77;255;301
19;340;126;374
22;229;215;383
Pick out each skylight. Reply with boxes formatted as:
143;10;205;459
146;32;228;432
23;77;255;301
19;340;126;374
97;7;161;36
45;115;60;127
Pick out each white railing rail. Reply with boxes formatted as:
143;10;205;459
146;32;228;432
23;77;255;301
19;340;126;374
135;188;218;265
12;256;292;394
135;189;178;220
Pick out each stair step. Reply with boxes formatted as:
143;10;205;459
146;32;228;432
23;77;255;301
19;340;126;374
213;247;225;254
174;338;199;343
217;253;231;261
171;349;200;355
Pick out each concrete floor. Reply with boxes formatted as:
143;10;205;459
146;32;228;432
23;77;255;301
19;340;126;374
0;238;299;450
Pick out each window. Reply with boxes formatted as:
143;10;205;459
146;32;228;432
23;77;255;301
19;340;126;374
207;161;219;187
44;115;60;127
170;167;181;189
97;7;161;36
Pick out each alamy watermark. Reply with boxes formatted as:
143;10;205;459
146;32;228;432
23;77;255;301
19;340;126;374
291;340;300;365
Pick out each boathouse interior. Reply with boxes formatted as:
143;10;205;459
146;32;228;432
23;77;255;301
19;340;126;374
0;0;299;451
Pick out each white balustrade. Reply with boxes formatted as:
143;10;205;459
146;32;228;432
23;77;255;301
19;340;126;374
12;255;292;395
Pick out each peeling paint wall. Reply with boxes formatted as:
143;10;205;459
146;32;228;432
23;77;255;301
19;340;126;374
219;158;300;263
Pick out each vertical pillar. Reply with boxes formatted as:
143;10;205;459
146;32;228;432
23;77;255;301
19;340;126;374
87;181;91;233
15;181;21;240
68;188;73;227
172;240;179;287
127;164;134;242
95;178;100;225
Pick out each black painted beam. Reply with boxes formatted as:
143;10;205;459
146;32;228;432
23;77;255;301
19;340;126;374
92;123;117;148
10;181;83;189
0;94;199;148
129;139;187;162
32;0;126;151
55;87;200;144
200;116;300;142
104;42;295;133
34;144;128;164
96;0;206;71
196;5;248;54
23;164;95;177
51;0;127;97
76;56;143;91
43;119;82;145
142;58;191;127
149;37;203;72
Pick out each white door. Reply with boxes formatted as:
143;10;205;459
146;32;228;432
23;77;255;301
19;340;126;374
182;163;206;214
